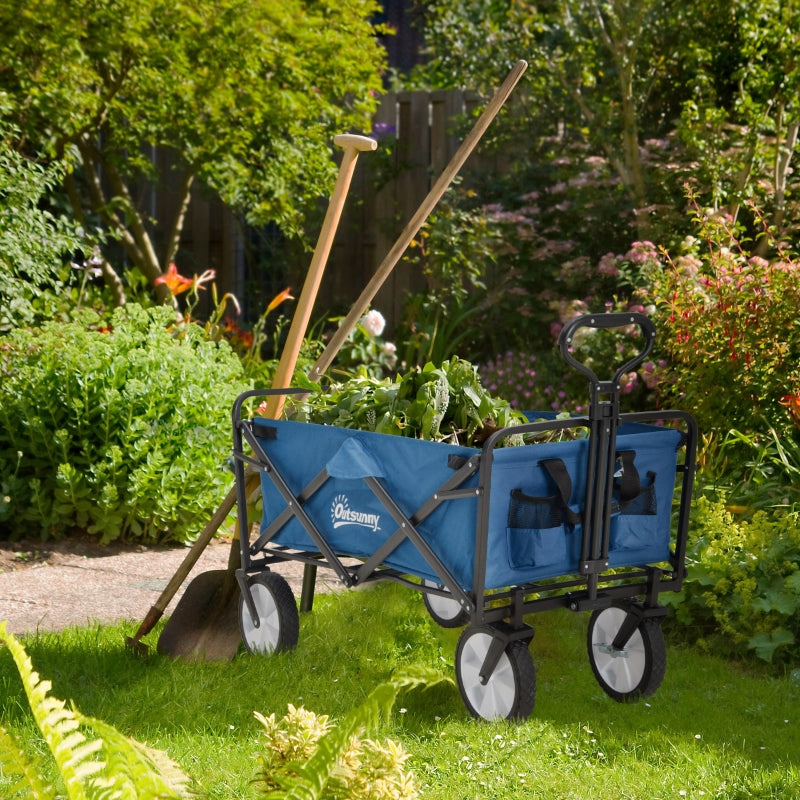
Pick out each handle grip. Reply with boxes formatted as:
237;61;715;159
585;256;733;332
558;312;656;389
333;133;379;153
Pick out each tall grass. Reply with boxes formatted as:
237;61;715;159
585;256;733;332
2;581;799;798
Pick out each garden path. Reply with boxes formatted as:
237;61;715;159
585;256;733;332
0;535;331;635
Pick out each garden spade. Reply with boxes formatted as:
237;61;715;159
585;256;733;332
128;59;528;661
124;134;377;660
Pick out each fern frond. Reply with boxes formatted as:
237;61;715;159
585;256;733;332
0;623;96;800
0;724;57;800
77;714;191;800
0;623;194;800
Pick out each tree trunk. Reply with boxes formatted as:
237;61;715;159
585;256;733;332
76;140;192;306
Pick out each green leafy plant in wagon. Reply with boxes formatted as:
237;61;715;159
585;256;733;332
288;357;526;446
0;304;248;544
0;622;192;799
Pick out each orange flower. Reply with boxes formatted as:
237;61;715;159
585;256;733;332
779;394;800;428
155;263;193;296
265;287;295;315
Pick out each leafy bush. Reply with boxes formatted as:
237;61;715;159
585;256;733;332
0;304;248;544
0;115;87;333
478;349;588;414
648;201;800;437
665;496;800;664
479;299;666;416
394;201;514;367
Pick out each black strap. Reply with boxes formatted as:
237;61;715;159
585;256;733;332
539;458;582;526
615;450;658;513
615;450;641;504
255;424;278;440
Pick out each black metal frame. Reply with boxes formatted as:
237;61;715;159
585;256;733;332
231;313;697;651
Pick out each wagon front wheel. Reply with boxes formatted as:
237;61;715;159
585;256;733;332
455;626;536;721
239;571;299;655
421;579;470;628
587;605;666;702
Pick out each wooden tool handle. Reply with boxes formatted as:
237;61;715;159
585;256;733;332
262;133;377;419
307;59;528;384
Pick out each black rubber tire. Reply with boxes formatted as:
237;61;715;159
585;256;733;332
586;605;667;702
421;579;470;628
455;626;536;721
239;571;300;655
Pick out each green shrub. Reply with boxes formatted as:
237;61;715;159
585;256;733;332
648;200;800;438
0;115;87;333
394;201;511;367
478;308;663;416
0;304;248;544
665;496;800;664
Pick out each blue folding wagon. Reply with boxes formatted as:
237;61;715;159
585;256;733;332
231;313;697;720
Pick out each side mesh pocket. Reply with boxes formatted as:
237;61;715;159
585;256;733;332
506;489;568;568
610;450;659;551
505;457;581;570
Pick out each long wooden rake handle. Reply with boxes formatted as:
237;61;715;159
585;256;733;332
307;58;528;383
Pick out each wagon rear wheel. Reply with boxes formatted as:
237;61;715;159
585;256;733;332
239;571;299;655
421;579;470;628
455;626;536;721
587;605;666;702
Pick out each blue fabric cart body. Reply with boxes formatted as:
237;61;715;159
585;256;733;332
253;417;683;592
233;313;698;721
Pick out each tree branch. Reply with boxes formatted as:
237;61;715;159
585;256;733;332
164;168;196;266
63;170;127;307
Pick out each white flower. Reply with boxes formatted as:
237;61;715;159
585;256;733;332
361;309;386;337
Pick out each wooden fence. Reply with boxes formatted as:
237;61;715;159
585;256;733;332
174;88;485;331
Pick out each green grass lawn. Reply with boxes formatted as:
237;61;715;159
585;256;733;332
2;581;799;799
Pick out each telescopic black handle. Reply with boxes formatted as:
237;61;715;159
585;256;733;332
557;312;656;390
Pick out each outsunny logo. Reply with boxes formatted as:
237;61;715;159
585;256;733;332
330;493;381;532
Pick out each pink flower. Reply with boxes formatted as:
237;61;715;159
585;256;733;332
625;241;659;265
598;253;620;276
361;309;386;337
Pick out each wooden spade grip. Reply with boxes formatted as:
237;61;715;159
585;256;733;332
263;133;377;419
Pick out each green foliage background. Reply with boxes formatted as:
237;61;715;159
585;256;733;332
666;498;800;665
0;115;84;333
